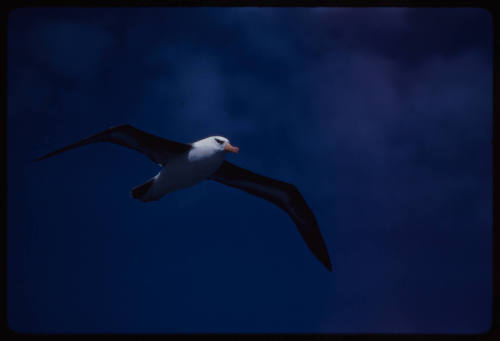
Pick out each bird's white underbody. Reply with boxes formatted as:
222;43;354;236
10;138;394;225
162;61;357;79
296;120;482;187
142;137;230;201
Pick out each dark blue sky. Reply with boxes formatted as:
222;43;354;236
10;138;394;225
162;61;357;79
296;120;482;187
7;7;492;333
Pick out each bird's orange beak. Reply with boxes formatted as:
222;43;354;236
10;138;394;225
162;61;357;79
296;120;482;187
224;143;239;154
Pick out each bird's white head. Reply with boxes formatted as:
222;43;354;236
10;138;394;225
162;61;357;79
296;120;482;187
211;136;239;154
190;136;239;161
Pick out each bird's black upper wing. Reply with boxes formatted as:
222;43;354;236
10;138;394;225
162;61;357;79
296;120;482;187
34;124;192;164
210;160;332;271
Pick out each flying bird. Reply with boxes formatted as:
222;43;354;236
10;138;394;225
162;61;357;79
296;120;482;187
35;124;332;271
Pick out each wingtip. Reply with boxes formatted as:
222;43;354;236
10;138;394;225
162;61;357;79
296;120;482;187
324;259;333;272
33;154;49;162
311;251;333;271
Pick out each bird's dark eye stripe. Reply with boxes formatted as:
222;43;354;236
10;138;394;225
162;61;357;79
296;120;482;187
215;139;224;144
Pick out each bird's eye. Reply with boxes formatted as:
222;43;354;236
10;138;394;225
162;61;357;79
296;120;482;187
215;138;224;145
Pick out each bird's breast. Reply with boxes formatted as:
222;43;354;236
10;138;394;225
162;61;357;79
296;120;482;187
155;152;225;194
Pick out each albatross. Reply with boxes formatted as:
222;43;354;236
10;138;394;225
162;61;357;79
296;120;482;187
35;124;332;271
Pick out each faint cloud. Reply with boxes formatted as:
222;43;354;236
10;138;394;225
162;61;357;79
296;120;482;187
7;66;54;117
30;20;115;79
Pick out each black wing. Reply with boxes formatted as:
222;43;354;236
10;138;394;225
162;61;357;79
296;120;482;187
210;161;332;271
34;124;192;164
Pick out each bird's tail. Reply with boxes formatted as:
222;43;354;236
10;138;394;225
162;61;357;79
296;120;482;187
131;178;155;202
